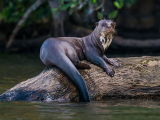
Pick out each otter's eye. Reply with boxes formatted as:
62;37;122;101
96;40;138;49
102;22;107;27
102;23;107;27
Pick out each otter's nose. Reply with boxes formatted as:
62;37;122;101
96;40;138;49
106;22;112;28
108;25;111;28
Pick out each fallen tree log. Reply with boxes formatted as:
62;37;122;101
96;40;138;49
1;56;160;102
113;36;160;48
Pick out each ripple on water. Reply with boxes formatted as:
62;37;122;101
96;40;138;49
1;54;160;120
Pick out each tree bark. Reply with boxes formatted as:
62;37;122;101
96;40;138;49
1;56;160;102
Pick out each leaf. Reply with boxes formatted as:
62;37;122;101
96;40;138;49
114;1;120;8
119;1;124;8
2;7;11;19
114;1;123;9
60;0;64;4
93;0;96;3
52;8;58;11
60;3;71;11
108;10;118;19
97;12;103;20
70;3;77;8
54;11;59;15
69;8;74;15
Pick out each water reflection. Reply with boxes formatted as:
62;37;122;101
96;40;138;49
0;54;45;94
37;100;160;120
1;100;160;120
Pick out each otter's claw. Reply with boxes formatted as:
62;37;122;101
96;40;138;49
112;60;120;67
106;67;115;77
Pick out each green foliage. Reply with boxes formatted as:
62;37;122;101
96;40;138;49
53;0;98;15
97;12;103;20
69;8;74;15
124;0;137;8
108;0;137;19
114;0;123;9
0;0;51;25
60;0;64;4
93;0;96;3
52;0;79;15
60;3;71;10
108;10;118;19
57;0;135;20
0;0;137;25
108;0;124;19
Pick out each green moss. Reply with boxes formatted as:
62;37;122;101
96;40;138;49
140;59;150;65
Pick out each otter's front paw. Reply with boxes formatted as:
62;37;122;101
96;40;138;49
102;56;120;67
106;67;115;77
111;60;120;67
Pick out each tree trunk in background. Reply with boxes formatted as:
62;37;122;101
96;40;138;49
1;56;160;102
103;0;115;18
48;0;68;37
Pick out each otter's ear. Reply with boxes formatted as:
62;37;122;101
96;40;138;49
95;22;99;26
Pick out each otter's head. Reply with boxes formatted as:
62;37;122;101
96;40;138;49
95;19;116;36
95;19;116;50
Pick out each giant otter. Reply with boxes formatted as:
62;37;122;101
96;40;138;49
40;19;120;102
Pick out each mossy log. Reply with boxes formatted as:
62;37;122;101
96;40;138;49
1;56;160;102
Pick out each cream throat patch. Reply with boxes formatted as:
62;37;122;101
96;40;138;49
100;32;113;50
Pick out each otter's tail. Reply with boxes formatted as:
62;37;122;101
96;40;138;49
49;53;90;102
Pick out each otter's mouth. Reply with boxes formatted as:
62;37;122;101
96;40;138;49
105;29;115;34
106;30;111;33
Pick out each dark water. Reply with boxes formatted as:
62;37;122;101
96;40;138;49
1;54;160;120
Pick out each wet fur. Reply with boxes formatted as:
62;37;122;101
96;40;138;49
40;19;119;102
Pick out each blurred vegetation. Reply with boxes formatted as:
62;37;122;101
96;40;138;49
0;0;160;56
0;0;137;26
0;0;51;25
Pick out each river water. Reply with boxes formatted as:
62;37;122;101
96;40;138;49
0;54;160;120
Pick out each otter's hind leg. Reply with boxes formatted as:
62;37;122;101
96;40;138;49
75;62;91;69
67;50;91;69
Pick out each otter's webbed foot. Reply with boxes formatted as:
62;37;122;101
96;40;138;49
103;55;120;67
76;62;91;69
